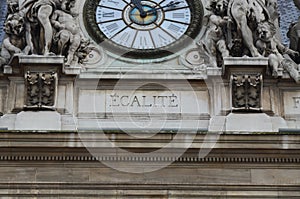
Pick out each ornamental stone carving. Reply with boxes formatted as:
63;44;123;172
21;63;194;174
0;0;300;83
288;0;300;64
25;71;57;108
0;12;31;67
0;0;97;70
256;21;299;79
196;0;229;68
231;74;262;110
187;0;300;83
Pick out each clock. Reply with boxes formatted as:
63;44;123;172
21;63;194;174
83;0;203;59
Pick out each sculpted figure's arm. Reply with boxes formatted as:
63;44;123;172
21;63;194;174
209;15;228;26
25;20;34;54
51;11;65;30
2;38;22;53
275;39;299;56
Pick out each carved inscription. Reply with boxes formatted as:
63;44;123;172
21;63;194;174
109;93;179;108
283;92;300;115
77;90;209;115
293;97;300;108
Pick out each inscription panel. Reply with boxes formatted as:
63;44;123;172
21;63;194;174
78;90;210;116
107;91;180;114
283;91;300;116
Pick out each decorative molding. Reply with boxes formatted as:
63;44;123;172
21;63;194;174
0;183;299;198
0;154;299;164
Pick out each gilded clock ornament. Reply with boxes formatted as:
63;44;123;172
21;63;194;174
84;0;203;58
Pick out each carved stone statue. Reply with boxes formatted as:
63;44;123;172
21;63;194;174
51;9;82;66
7;0;19;14
228;0;270;57
287;0;300;63
256;21;299;77
255;20;300;83
265;0;280;29
0;13;31;66
74;39;92;65
20;0;72;55
294;0;300;10
0;0;96;70
196;0;230;68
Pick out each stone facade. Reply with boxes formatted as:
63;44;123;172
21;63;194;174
0;0;299;198
0;132;299;198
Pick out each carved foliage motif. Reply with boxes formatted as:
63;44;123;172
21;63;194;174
25;71;57;108
231;74;262;110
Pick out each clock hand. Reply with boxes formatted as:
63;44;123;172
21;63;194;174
131;0;147;17
147;1;181;14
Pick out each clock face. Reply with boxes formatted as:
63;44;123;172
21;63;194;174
84;0;203;58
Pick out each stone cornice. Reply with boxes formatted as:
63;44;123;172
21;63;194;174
0;131;299;164
0;154;299;165
0;131;299;148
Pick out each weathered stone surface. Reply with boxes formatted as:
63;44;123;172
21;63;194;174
14;111;61;130
283;91;300;117
225;113;277;132
251;169;300;185
0;0;299;197
208;116;226;132
0;132;297;197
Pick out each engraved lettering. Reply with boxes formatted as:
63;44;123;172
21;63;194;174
169;94;179;107
109;93;179;108
120;95;129;106
131;96;141;107
157;96;168;107
293;97;300;108
110;93;119;106
142;96;152;107
153;96;157;107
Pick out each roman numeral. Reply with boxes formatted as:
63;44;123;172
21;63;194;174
172;13;185;18
102;12;114;17
120;32;130;42
106;23;119;32
168;24;181;32
108;0;119;5
158;34;167;43
140;36;147;46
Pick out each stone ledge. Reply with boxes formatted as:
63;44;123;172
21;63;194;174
0;183;298;197
18;55;64;64
0;132;299;149
0;154;299;164
223;57;269;66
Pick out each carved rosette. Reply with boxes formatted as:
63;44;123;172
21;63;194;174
25;71;57;109
231;74;262;111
